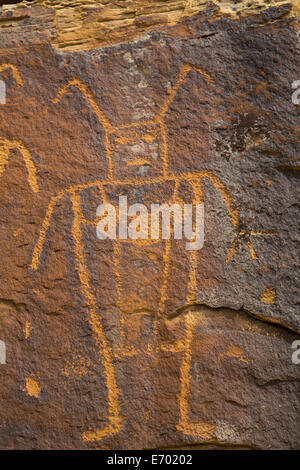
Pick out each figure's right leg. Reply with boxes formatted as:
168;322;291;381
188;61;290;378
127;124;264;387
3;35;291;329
70;191;122;442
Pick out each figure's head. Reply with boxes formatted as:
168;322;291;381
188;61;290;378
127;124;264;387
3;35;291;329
109;122;165;181
54;63;214;183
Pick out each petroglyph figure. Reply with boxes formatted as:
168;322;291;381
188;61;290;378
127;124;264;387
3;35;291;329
0;138;39;192
0;64;24;106
0;66;38;192
0;64;24;89
30;64;275;441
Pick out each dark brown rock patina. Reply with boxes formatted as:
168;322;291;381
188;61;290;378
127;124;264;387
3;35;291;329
0;1;299;450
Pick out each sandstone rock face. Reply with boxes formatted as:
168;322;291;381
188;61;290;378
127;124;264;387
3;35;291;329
0;0;299;450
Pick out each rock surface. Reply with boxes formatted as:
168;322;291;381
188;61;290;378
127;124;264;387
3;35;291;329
0;0;299;450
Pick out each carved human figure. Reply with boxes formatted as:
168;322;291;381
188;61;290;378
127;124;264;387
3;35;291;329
16;64;271;442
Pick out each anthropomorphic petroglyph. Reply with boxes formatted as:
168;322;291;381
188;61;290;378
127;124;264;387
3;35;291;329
27;64;278;442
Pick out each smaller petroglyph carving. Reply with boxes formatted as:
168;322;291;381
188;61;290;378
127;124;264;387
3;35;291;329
0;64;24;105
0;138;39;192
0;67;38;192
0;64;24;88
25;373;42;398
